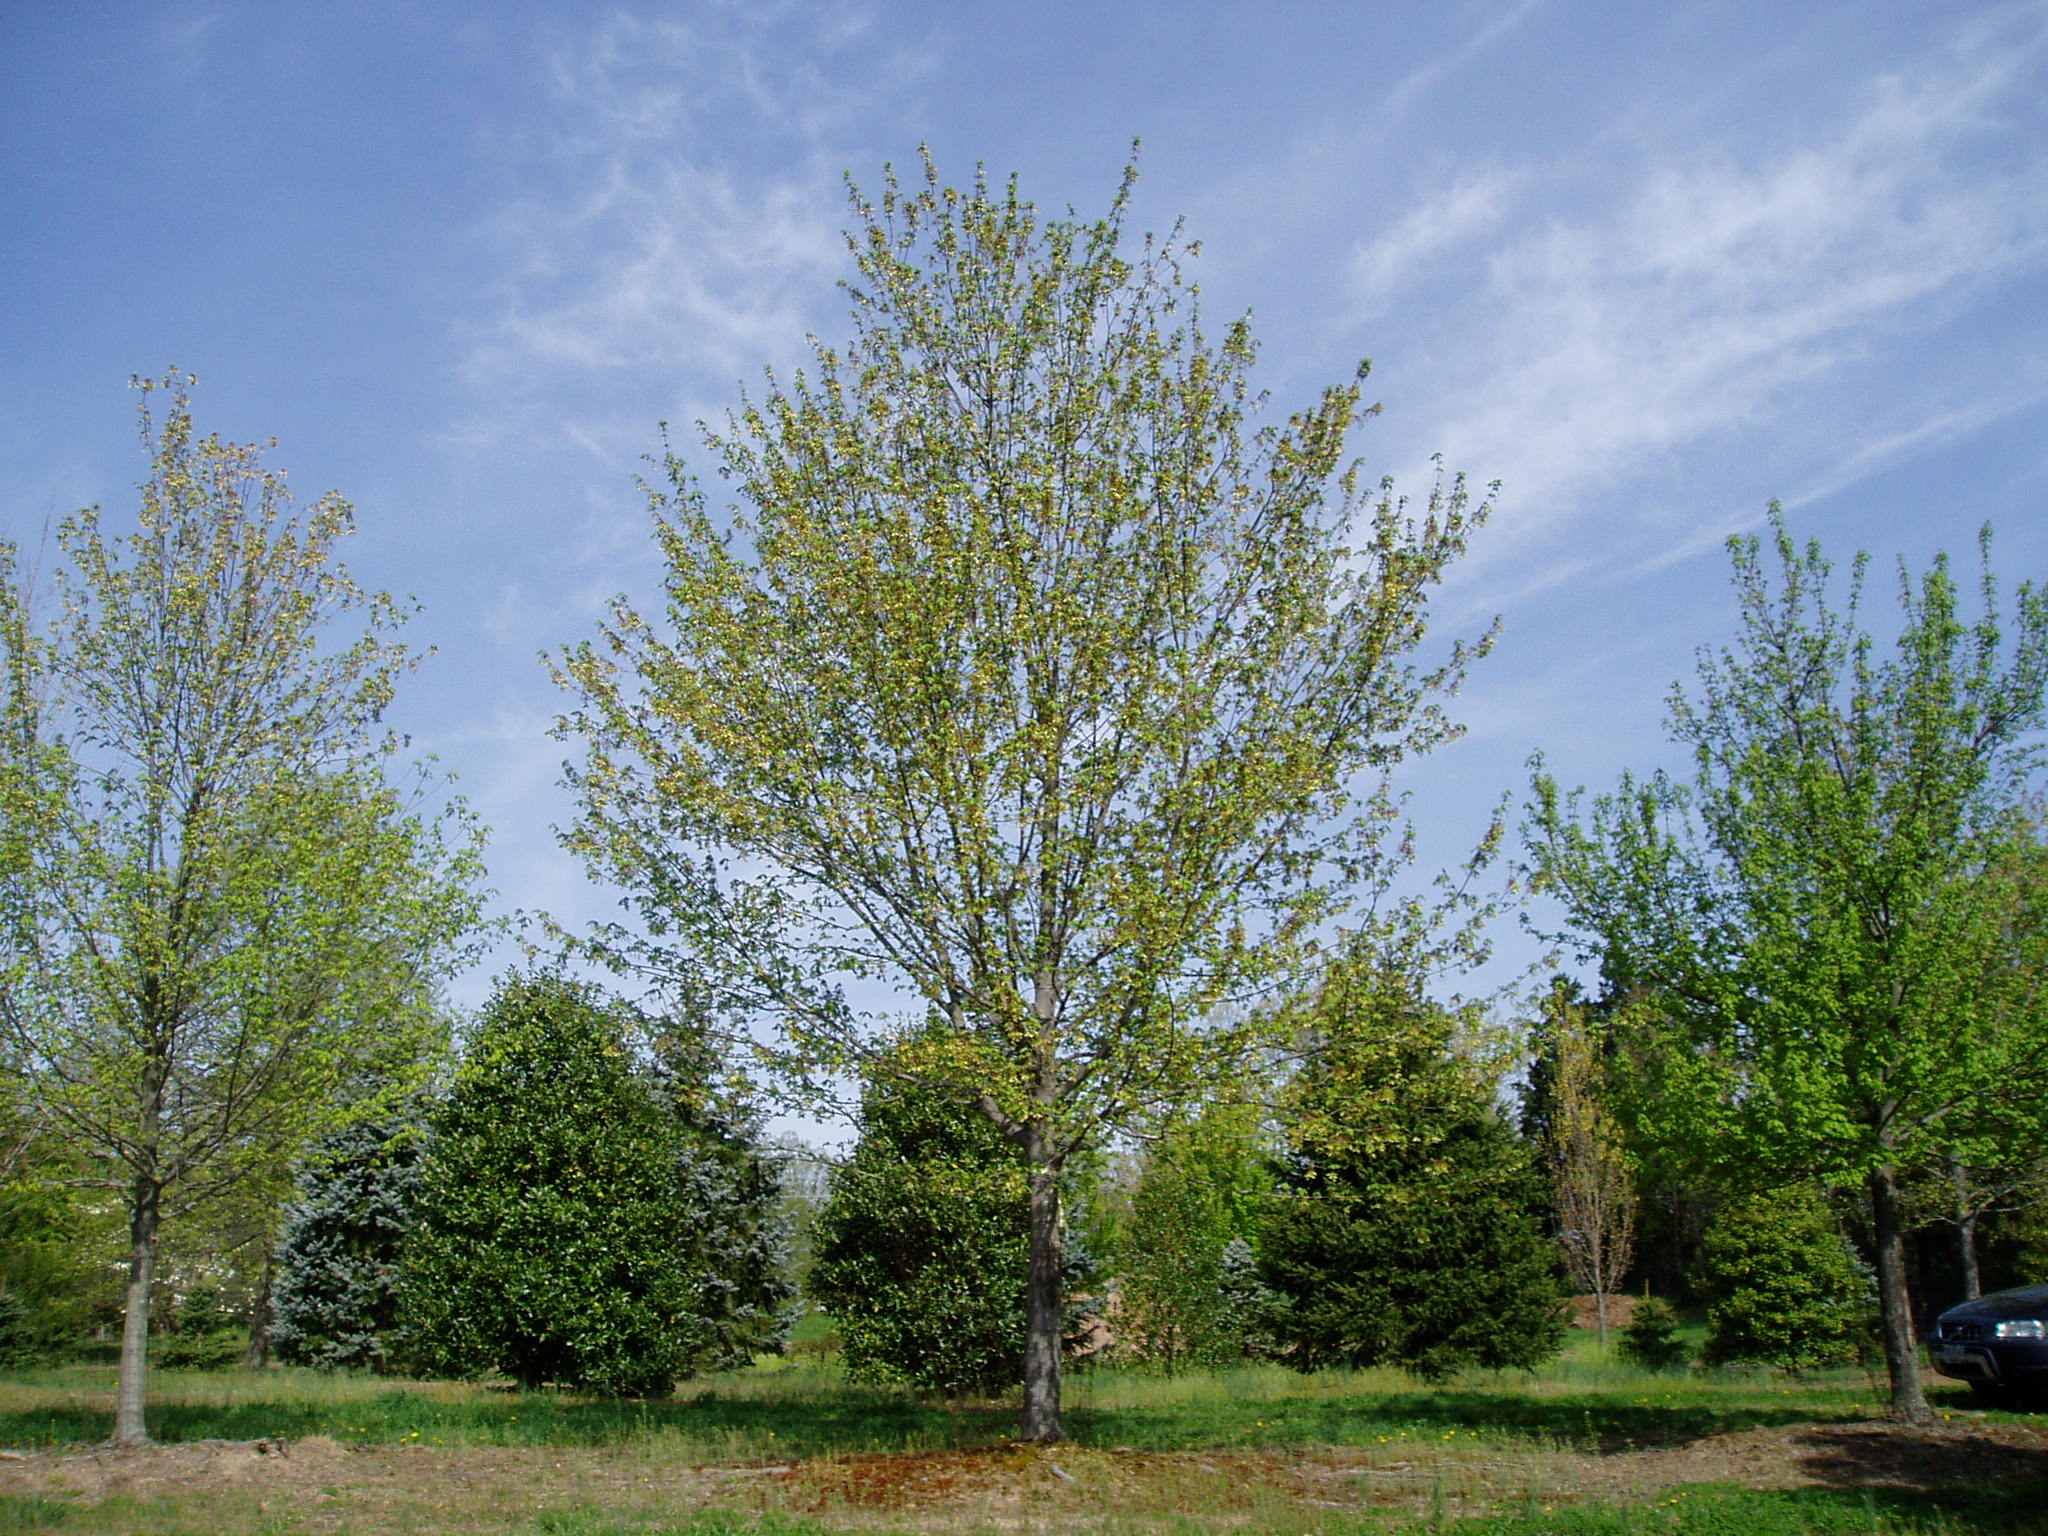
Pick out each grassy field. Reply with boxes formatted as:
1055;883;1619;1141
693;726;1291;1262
1;1335;2042;1535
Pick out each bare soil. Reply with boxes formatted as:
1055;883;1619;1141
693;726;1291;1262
4;1416;2045;1531
1563;1293;1639;1332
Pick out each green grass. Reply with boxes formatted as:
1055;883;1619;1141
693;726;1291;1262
1420;1481;2048;1535
0;1363;965;1455
0;1495;73;1532
483;1480;2048;1536
304;1481;2048;1536
0;1336;2019;1457
1;1345;2040;1536
0;1354;1913;1457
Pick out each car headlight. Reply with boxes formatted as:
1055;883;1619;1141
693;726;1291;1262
1994;1319;2045;1339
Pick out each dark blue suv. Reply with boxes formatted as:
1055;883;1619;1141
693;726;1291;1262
1930;1283;2048;1401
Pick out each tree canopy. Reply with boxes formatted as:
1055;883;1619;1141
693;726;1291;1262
0;374;486;1442
1524;509;2048;1422
553;151;1494;1442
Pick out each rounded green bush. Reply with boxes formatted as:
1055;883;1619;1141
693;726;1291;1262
1698;1190;1871;1371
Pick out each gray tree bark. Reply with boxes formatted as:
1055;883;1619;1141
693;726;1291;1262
1869;1164;1930;1424
1020;1131;1065;1443
114;1176;161;1447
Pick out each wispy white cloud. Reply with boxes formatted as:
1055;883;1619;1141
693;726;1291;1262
456;7;937;442
1347;167;1521;321
154;9;219;87
1382;0;1546;121
1388;3;2048;594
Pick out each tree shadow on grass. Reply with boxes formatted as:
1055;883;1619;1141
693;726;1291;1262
0;1385;995;1454
1787;1422;2048;1491
1068;1388;1860;1453
0;1379;1877;1457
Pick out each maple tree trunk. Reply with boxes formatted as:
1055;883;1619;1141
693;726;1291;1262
1956;1212;1982;1303
242;1241;277;1369
114;1175;161;1447
1949;1159;1982;1302
1020;1135;1065;1443
1868;1163;1930;1424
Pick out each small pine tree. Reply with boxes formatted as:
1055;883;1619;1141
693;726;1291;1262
269;1111;424;1372
1616;1295;1689;1372
656;1031;795;1372
1215;1237;1280;1361
399;972;790;1394
1698;1190;1872;1371
1260;965;1566;1379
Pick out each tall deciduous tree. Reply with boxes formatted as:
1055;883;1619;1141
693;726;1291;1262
553;152;1493;1442
0;375;485;1444
1525;510;2048;1423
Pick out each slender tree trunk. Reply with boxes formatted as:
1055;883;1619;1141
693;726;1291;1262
1949;1158;1981;1302
1594;1290;1609;1348
1867;1163;1930;1424
114;1174;162;1446
1955;1212;1982;1303
241;1240;276;1369
1020;1130;1065;1444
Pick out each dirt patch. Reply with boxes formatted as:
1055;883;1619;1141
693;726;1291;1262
2;1418;2044;1529
0;1434;351;1506
1565;1293;1638;1332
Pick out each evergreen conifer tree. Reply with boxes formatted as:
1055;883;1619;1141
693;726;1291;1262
1260;964;1564;1379
655;1031;796;1372
399;973;790;1394
269;1111;423;1372
1214;1237;1280;1361
1699;1191;1872;1370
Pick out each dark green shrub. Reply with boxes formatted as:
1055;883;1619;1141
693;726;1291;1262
398;972;791;1394
1698;1190;1872;1370
808;1067;1030;1396
1259;972;1566;1379
807;1041;1096;1397
0;1291;33;1368
153;1329;245;1369
1616;1295;1690;1371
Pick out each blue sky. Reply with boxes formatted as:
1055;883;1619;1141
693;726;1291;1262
5;1;2047;1076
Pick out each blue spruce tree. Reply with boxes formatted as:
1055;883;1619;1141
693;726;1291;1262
270;1111;423;1372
